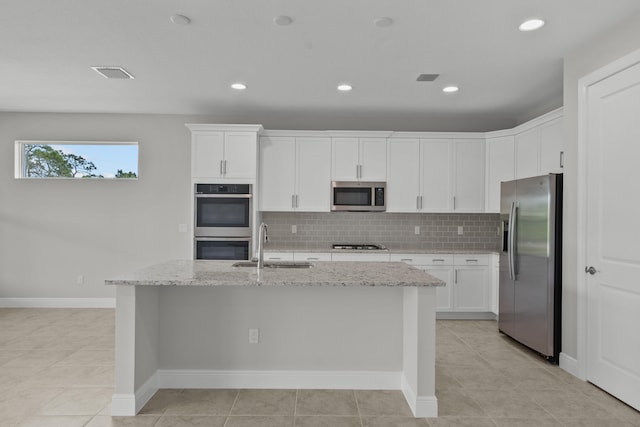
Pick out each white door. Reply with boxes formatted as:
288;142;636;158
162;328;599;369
332;137;360;180
224;132;257;179
421;139;452;212
585;60;640;411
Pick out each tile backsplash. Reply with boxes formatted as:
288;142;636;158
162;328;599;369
261;212;501;251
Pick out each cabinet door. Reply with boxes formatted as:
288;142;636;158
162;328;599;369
359;138;387;181
259;137;296;211
192;132;224;178
424;267;454;311
331;253;390;262
453;139;485;212
296;137;331;212
485;136;515;213
421;139;452;212
515;128;539;179
539;118;564;174
387;139;421;212
224;132;257;179
453;267;490;311
332;137;359;180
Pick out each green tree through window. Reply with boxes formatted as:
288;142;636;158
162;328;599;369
19;143;138;179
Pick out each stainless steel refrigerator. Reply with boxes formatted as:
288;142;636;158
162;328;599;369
499;174;562;363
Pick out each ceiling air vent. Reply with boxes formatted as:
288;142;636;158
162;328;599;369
416;74;439;82
91;66;135;79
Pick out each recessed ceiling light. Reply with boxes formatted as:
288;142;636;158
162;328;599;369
374;17;393;28
273;15;293;26
442;85;459;93
519;18;545;32
231;83;247;90
170;14;191;25
337;84;353;92
91;66;135;79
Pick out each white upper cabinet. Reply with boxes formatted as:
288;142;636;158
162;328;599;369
295;137;332;211
387;139;421;211
259;136;296;211
515;115;564;179
332;137;387;181
452;139;485;212
422;139;453;212
539;118;564;174
485;135;515;213
515;128;539;179
187;124;262;181
259;136;331;212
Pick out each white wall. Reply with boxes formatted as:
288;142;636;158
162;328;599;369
0;113;201;300
561;12;640;358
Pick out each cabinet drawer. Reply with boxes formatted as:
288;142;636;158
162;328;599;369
332;252;390;262
453;254;489;266
263;252;294;261
390;254;453;266
293;252;332;261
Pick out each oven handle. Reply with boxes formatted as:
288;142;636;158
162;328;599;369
195;194;252;198
194;237;252;242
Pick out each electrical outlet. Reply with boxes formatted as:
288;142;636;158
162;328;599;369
291;224;297;234
249;328;259;344
458;226;464;235
76;275;84;285
414;225;420;235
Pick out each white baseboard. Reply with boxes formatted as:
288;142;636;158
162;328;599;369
400;374;438;418
436;312;497;320
157;369;401;390
559;352;583;380
0;298;115;308
111;372;159;416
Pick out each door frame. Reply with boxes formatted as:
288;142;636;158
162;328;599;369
576;47;640;381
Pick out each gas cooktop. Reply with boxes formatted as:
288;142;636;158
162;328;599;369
332;243;387;250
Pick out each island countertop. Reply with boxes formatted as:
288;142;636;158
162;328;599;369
105;259;445;288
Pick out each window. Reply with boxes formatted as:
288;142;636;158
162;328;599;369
15;141;138;179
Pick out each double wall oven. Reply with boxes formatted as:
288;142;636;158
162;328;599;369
194;184;252;260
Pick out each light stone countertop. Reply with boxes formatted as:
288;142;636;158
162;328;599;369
105;260;444;288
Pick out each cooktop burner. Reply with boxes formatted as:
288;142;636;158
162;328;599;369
332;243;387;250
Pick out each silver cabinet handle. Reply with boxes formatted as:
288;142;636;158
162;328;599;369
454;269;458;284
453;196;456;210
307;257;320;261
419;195;423;210
417;196;420;210
223;160;227;175
220;160;224;176
400;258;413;262
560;151;565;168
466;259;478;262
295;194;299;208
292;194;296;209
433;259;445;262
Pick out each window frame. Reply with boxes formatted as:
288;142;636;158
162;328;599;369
14;140;139;180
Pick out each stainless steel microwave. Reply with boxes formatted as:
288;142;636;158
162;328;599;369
331;181;386;212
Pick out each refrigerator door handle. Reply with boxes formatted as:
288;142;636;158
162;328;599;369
509;201;517;281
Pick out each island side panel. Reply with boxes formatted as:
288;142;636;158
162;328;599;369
402;286;438;417
112;285;160;416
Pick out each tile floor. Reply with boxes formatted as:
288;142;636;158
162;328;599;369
1;308;639;426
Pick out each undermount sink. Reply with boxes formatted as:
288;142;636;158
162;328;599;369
232;261;313;269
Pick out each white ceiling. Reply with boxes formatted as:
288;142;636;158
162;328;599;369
3;1;640;132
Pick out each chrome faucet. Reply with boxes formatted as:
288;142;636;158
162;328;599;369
257;222;269;269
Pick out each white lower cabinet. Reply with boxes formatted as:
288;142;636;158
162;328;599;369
293;252;332;261
392;253;492;316
263;252;294;261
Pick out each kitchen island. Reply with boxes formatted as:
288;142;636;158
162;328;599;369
107;260;444;418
